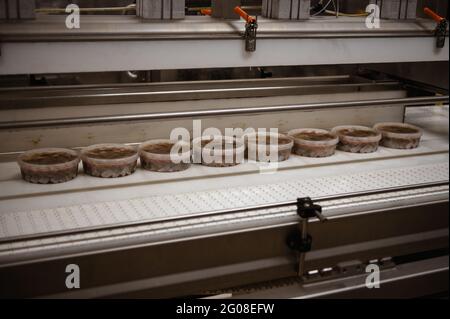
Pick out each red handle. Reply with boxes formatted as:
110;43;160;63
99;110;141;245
234;6;256;23
424;7;444;23
200;8;212;16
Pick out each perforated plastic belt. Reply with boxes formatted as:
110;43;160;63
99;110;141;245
0;162;448;253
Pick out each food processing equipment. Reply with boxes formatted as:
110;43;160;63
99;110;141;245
0;0;448;299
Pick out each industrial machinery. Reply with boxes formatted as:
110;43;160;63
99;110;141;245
0;0;448;299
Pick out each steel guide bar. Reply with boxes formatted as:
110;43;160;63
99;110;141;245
0;96;447;130
0;75;364;95
2;31;445;42
0;82;402;109
0;16;445;42
0;75;357;92
0;180;447;246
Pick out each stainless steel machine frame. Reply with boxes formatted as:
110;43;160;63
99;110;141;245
0;1;448;299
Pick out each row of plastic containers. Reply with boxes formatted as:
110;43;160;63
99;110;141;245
17;122;423;184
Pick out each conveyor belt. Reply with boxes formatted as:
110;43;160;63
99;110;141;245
0;161;448;263
0;106;447;265
1;160;448;241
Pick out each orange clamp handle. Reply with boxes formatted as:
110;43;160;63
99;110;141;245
424;7;444;23
200;8;212;16
234;6;256;23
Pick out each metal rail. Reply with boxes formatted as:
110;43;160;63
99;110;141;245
0;75;356;93
0;81;400;109
0;16;442;42
0;181;447;245
0;96;447;130
35;5;136;14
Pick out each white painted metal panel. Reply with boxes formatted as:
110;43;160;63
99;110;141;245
0;37;448;75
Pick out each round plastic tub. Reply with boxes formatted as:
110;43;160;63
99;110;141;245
245;132;294;162
192;136;245;167
17;148;80;184
332;125;382;153
374;122;423;149
139;139;191;172
81;143;138;178
288;128;339;158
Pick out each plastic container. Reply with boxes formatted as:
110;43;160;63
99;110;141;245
374;122;423;149
288;128;339;158
332;125;382;153
17;148;80;184
245;132;294;162
81;143;138;178
139;139;191;172
192;136;245;167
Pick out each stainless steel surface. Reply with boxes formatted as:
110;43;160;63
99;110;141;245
314;211;327;223
2;39;447;75
262;0;311;20
298;219;308;275
0;8;448;297
0;74;358;92
212;0;241;19
1;199;447;298
0;88;409;154
371;62;449;92
34;4;136;14
228;255;449;299
0;15;443;41
0;0;36;20
0;76;400;109
1;16;447;74
136;0;185;20
0;95;445;129
372;0;418;20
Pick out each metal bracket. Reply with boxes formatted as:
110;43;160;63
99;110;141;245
423;7;448;49
435;19;448;49
287;232;312;253
234;6;258;52
244;19;258;52
297;197;326;221
287;197;327;276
